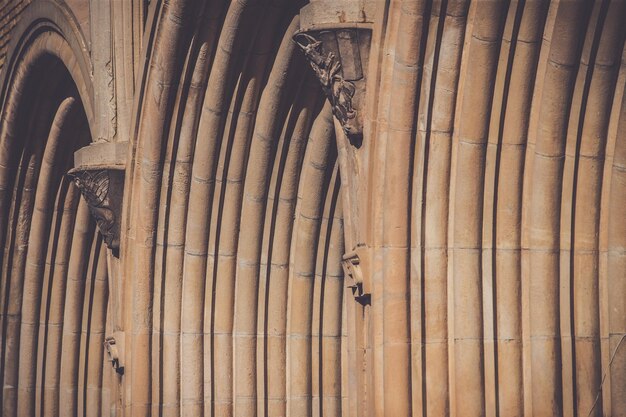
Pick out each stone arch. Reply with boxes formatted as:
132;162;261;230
121;1;349;415
0;2;111;416
0;0;94;132
0;1;625;416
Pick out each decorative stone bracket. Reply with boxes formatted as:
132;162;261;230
104;332;125;375
342;246;371;304
294;1;374;145
67;141;127;253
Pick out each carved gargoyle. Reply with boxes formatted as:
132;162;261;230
294;32;358;137
67;169;118;249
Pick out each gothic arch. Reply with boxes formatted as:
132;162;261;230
122;1;347;415
0;1;625;416
0;2;111;416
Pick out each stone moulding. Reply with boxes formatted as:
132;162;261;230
294;1;374;144
68;141;127;252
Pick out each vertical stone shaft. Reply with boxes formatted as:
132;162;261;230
572;3;623;415
84;242;108;417
528;2;589;415
606;40;626;417
59;201;95;417
1;66;54;417
452;2;506;416
181;2;248;416
379;1;428;415
125;0;196;415
18;97;76;417
233;15;296;417
263;75;320;417
42;187;79;416
490;2;548;415
321;193;344;417
287;104;334;417
156;32;213;417
417;0;466;414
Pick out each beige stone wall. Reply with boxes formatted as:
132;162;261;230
0;0;624;416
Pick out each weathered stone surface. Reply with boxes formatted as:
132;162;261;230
0;1;624;416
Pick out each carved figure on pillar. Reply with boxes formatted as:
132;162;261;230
68;169;120;250
294;32;357;137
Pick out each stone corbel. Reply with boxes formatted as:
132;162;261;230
67;141;127;254
342;246;371;304
294;1;375;146
104;331;125;375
